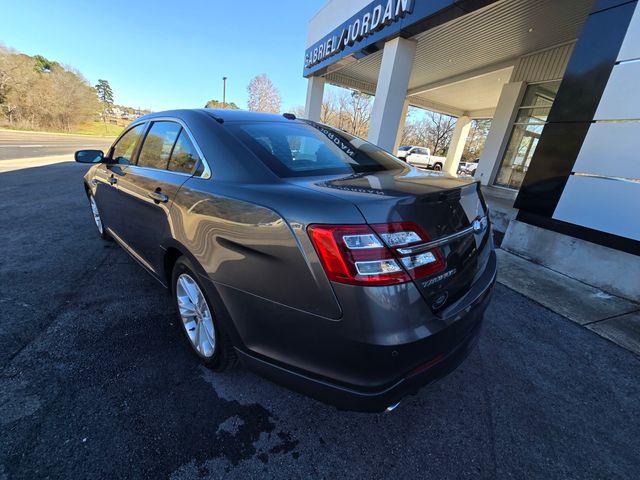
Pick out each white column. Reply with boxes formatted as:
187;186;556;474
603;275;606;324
444;115;472;175
474;82;526;185
304;76;325;121
368;37;417;152
393;99;411;154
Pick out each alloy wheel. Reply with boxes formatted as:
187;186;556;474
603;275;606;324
176;273;216;358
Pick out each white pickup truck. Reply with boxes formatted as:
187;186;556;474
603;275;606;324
397;146;445;171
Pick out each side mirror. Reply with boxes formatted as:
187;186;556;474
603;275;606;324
75;150;104;164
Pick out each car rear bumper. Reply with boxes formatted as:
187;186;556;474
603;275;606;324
235;251;496;412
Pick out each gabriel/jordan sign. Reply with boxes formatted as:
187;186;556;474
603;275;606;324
304;0;415;70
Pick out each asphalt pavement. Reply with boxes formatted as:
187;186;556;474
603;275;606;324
0;160;639;479
0;129;113;160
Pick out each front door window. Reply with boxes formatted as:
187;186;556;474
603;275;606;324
494;81;561;189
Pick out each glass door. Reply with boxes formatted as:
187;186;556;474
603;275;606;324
494;81;561;189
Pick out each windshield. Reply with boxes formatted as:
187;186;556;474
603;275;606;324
226;120;406;178
399;146;411;151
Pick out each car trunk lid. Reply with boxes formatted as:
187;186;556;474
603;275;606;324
289;169;492;313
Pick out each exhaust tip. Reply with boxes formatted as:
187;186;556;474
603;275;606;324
385;401;401;413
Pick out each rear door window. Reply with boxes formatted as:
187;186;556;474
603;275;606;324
168;130;200;174
112;124;146;165
137;121;182;170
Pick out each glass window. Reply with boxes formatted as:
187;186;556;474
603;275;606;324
112;124;145;165
168;130;200;174
520;82;559;108
137;122;181;170
227;121;404;178
494;80;561;190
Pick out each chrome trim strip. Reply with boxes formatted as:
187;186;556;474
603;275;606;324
397;227;475;254
572;172;640;184
125;164;194;178
396;217;487;255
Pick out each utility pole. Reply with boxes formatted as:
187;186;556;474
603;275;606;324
222;76;228;109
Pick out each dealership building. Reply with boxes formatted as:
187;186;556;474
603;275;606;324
303;0;640;300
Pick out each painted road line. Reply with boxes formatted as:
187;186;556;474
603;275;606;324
0;155;76;173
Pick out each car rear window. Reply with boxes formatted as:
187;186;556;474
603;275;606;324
226;121;405;178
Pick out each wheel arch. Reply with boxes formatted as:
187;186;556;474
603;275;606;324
161;238;244;349
160;239;212;292
163;246;184;290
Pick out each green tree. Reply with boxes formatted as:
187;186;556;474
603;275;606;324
204;99;239;110
33;55;54;74
95;79;114;108
95;79;114;133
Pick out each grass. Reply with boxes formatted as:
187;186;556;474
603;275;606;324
0;121;123;137
72;121;124;137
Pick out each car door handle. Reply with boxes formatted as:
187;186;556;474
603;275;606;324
148;190;169;203
108;177;117;185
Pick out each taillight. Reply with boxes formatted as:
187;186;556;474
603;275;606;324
371;222;446;280
307;225;410;286
307;222;445;286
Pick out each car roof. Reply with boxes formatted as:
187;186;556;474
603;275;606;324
202;109;294;122
135;108;297;124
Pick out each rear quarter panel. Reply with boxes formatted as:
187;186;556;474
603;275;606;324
166;177;365;320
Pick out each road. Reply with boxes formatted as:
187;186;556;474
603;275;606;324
0;129;114;160
0;160;639;479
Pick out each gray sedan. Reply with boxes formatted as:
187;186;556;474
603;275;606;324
75;109;495;412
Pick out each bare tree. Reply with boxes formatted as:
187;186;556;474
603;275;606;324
340;91;372;137
400;109;457;155
246;74;281;113
462;119;491;160
311;88;373;137
424;111;456;155
319;91;339;125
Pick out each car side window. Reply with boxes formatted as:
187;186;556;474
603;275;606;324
137;121;182;170
112;124;145;165
168;130;200;174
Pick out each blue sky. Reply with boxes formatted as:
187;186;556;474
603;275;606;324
2;0;326;111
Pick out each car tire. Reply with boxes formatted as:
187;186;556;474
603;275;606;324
433;163;443;171
87;191;110;240
171;257;237;372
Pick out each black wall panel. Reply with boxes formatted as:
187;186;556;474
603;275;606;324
514;0;637;225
